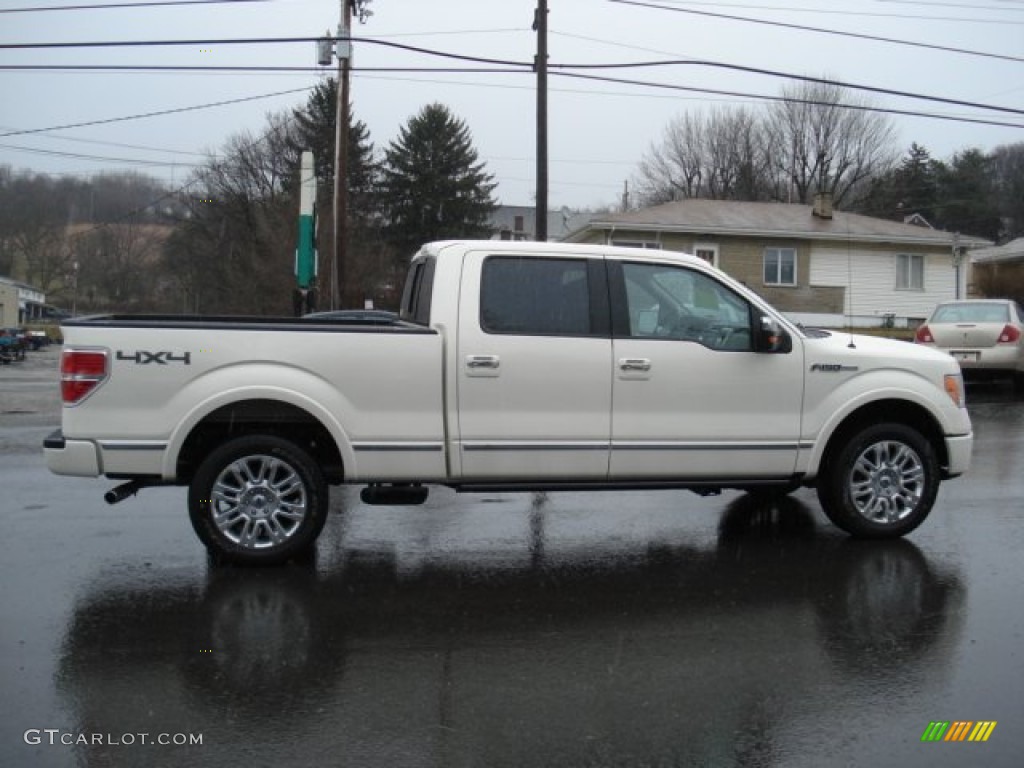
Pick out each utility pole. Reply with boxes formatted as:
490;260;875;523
534;0;548;242
332;1;353;310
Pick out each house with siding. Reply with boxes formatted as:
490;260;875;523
490;205;593;242
562;197;991;328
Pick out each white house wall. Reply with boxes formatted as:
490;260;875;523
810;248;955;322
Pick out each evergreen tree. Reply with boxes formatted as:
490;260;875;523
934;149;1001;241
992;142;1024;241
865;143;940;222
380;103;497;256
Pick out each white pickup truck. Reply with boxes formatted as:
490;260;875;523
45;240;973;563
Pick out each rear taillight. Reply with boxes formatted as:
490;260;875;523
915;324;934;344
61;349;109;405
998;325;1021;344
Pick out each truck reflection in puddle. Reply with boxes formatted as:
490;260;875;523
58;493;965;767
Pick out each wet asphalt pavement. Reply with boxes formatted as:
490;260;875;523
1;346;1023;767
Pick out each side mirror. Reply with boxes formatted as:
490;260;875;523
755;316;792;354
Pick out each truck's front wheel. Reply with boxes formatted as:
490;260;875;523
188;435;328;565
817;423;939;539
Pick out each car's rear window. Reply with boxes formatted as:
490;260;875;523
932;303;1010;324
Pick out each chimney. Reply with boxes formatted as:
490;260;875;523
812;192;833;220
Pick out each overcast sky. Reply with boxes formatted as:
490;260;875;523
1;0;1022;210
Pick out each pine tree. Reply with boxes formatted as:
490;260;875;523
380;103;497;256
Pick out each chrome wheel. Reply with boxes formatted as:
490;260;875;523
848;440;925;525
210;454;308;550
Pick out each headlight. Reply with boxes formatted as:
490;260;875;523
944;373;966;408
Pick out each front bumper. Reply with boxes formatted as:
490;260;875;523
43;429;101;477
943;432;973;479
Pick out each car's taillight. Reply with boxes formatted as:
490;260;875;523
998;325;1021;344
915;324;934;344
61;349;109;405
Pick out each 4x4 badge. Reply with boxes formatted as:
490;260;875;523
116;350;191;365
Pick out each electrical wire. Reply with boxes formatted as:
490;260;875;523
647;0;1024;22
0;141;204;167
0;0;269;13
607;0;1024;63
2;58;1020;117
0;87;313;138
552;71;1024;129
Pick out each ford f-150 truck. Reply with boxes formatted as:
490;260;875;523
44;240;973;564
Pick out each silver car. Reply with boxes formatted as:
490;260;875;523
915;299;1024;384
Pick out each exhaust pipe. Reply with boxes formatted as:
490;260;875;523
104;479;170;505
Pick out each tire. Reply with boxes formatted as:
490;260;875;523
188;434;328;565
816;423;939;539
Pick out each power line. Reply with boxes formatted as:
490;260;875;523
0;87;313;138
648;0;1024;23
877;0;1024;11
0;0;269;13
647;0;1024;21
0;36;532;69
552;71;1024;129
607;0;1024;63
549;61;1024;116
0;127;212;157
3;55;1021;117
0;141;204;167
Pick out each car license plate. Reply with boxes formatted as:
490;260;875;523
951;351;978;362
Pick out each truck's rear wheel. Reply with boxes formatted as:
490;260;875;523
188;435;328;565
817;423;939;539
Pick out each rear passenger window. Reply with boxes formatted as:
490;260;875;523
481;257;590;336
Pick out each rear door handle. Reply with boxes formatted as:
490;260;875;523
619;358;651;372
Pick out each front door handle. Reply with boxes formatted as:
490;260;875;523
619;358;651;372
466;354;500;370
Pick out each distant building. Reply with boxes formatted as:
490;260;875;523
489;205;594;242
970;237;1024;301
0;276;47;325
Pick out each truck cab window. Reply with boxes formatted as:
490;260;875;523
622;263;753;351
481;257;591;336
400;257;436;325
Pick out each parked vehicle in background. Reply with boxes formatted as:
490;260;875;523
27;330;50;349
915;299;1024;386
0;328;27;363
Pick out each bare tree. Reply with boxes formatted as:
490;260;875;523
765;80;898;206
636;107;773;206
635;80;898;209
160;112;304;315
636;112;706;205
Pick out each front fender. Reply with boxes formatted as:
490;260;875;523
800;368;967;478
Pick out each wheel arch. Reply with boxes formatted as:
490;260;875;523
814;399;947;479
170;396;348;484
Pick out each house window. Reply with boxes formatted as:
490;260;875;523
693;243;718;267
763;247;797;286
611;240;661;250
896;253;924;291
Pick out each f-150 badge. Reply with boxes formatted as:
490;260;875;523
116;350;191;365
810;363;858;372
